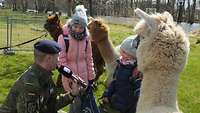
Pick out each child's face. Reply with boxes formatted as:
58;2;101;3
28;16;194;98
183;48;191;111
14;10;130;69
120;49;136;60
71;24;85;33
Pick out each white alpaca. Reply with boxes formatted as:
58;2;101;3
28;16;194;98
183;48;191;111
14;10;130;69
134;8;190;113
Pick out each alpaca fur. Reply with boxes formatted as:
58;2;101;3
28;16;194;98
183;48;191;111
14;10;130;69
88;17;119;86
134;8;190;113
44;14;63;41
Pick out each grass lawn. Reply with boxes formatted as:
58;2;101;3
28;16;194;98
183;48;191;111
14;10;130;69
0;9;200;113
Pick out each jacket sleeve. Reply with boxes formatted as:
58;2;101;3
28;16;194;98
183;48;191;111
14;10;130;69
102;80;116;97
86;38;96;81
57;34;68;67
16;82;40;113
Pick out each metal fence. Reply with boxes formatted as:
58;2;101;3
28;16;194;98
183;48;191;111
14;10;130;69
0;15;50;54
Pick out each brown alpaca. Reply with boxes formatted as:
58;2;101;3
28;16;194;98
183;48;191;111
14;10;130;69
44;14;105;81
88;17;119;86
44;14;63;41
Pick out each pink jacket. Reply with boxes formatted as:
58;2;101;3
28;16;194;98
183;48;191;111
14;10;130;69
58;24;95;92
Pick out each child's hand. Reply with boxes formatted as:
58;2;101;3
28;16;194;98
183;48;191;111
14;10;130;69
102;97;109;104
133;68;140;76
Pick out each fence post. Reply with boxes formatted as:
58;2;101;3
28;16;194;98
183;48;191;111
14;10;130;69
10;18;12;49
6;16;9;48
3;16;15;55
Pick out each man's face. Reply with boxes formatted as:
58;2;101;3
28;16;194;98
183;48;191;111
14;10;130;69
47;54;59;71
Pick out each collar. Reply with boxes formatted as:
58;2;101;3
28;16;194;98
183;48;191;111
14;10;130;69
31;63;53;85
119;56;136;65
69;26;88;40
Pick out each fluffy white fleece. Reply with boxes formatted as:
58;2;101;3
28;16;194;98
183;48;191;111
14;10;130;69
134;8;190;113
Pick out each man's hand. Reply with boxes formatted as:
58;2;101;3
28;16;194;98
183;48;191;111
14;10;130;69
70;82;81;97
102;97;109;104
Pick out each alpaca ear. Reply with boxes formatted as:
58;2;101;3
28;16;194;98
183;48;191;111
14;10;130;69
134;8;157;29
54;14;59;21
88;16;94;22
163;11;174;23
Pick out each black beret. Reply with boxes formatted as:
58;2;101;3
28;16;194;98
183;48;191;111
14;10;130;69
34;40;61;54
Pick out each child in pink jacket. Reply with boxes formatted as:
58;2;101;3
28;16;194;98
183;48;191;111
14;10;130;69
57;5;95;113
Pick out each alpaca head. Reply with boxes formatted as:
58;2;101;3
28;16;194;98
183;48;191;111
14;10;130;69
44;14;63;41
134;8;175;39
88;17;109;43
134;8;190;73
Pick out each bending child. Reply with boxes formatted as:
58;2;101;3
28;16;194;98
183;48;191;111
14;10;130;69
102;35;142;113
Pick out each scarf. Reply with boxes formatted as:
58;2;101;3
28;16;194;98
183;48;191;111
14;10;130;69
69;27;88;40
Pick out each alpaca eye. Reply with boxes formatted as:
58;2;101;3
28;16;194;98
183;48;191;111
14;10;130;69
168;25;172;28
159;26;166;32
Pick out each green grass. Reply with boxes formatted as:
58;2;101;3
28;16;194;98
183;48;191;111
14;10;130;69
178;45;200;113
0;53;33;103
1;33;200;113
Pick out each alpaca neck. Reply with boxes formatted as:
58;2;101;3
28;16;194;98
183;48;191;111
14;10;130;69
97;38;118;64
49;29;63;41
137;70;180;112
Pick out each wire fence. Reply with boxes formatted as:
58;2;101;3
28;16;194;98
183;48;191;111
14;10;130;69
0;15;51;54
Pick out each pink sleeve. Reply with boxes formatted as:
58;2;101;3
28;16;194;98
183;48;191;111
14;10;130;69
58;34;72;91
57;35;68;67
86;38;96;80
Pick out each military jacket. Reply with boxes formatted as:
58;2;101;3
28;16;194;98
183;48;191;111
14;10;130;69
0;64;74;113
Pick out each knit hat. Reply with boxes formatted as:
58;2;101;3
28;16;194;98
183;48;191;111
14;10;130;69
71;5;88;28
120;35;140;57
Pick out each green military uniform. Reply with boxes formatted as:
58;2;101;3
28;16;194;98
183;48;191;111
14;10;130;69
0;64;74;113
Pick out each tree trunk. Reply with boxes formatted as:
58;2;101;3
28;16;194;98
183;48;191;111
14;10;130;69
38;0;46;13
12;0;17;11
67;0;72;17
187;0;191;23
131;0;133;8
24;0;28;12
189;0;196;24
21;0;27;12
89;0;93;16
46;0;55;13
34;0;38;11
156;0;160;12
177;0;185;23
171;0;176;18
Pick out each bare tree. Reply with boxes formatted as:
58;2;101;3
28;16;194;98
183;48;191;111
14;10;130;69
67;0;72;17
37;0;47;13
45;0;56;12
177;0;186;23
189;0;196;24
187;0;191;22
34;0;38;11
131;0;133;8
88;0;93;16
156;0;160;12
171;0;176;17
20;0;28;12
12;0;17;11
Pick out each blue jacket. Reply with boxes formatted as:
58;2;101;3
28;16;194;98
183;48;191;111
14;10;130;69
103;60;141;113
